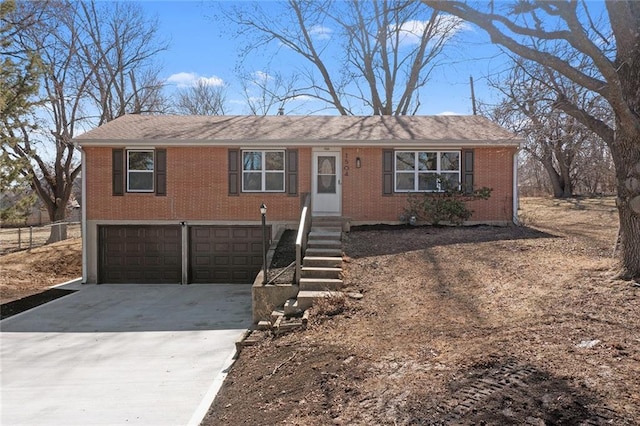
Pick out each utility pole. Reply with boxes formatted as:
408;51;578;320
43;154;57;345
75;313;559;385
470;75;477;115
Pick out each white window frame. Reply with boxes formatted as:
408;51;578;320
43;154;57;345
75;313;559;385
242;150;286;193
127;149;154;193
394;150;461;192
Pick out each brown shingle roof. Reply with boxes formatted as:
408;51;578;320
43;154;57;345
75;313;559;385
74;114;521;146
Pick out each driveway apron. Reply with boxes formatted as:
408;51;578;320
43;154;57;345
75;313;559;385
0;284;252;426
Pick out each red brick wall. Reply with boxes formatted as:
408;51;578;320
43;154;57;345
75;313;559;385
340;147;516;222
85;146;515;223
85;146;312;221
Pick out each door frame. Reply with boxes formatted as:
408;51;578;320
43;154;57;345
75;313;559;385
311;148;342;215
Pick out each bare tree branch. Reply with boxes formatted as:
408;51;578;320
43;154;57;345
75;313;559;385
220;0;463;115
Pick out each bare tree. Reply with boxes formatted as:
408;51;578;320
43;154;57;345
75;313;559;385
76;1;169;124
239;69;299;116
3;0;167;241
483;58;611;198
221;0;463;115
174;80;227;115
425;0;640;279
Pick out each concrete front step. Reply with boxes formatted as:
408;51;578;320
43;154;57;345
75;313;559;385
303;256;343;268
311;226;342;234
301;266;342;279
306;247;342;257
309;230;342;240
300;277;343;291
308;239;341;249
297;290;343;310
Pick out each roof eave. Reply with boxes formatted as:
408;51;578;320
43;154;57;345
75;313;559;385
76;138;523;148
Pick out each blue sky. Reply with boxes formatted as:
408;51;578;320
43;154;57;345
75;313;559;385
138;1;510;116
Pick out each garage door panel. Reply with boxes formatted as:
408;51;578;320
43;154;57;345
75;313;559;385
189;225;269;284
213;229;230;238
214;242;229;252
232;228;248;238
232;242;249;252
214;256;229;266
194;256;210;266
99;225;181;284
195;242;210;251
232;256;249;266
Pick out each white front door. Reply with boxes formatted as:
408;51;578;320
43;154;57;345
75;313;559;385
312;150;341;215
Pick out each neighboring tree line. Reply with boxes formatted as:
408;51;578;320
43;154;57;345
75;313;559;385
481;57;616;198
1;0;166;238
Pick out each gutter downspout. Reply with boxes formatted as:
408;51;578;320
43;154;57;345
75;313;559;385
513;148;520;225
79;144;87;283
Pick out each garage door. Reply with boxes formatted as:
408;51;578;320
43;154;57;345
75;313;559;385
99;225;182;284
189;226;267;284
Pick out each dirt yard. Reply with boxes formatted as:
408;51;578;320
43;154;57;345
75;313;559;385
1;198;638;424
203;197;640;425
0;237;82;304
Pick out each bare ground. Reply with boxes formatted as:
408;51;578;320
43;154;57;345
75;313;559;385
0;238;82;305
1;198;638;425
203;197;640;425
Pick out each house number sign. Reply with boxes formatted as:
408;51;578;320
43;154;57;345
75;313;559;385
344;153;350;176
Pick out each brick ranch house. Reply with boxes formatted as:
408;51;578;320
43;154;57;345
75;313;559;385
74;114;522;285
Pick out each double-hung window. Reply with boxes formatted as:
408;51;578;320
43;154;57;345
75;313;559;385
395;151;460;192
242;150;285;192
127;150;154;192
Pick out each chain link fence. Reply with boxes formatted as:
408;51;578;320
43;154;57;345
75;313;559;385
0;221;81;254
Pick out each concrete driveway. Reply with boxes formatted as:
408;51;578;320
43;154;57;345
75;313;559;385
0;282;252;426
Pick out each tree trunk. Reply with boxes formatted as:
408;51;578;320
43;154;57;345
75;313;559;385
46;199;68;244
557;154;573;198
541;157;567;198
611;21;640;280
610;126;640;280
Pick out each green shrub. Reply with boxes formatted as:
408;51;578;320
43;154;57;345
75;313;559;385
403;178;493;226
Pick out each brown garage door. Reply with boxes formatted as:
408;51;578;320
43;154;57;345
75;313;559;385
99;225;182;284
189;226;267;284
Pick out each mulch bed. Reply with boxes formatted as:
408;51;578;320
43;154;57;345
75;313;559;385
0;288;77;320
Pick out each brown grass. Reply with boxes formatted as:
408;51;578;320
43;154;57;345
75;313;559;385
204;197;639;425
0;238;82;304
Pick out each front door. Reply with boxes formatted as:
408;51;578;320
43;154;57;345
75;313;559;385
312;150;341;215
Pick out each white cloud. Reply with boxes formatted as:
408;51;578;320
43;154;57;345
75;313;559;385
395;20;429;45
166;72;224;88
309;24;333;40
437;111;463;116
252;71;273;84
199;75;225;87
391;16;466;46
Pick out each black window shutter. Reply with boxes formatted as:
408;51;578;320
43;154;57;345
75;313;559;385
462;149;474;194
382;149;394;195
155;149;167;196
228;149;240;195
287;149;298;196
112;149;124;196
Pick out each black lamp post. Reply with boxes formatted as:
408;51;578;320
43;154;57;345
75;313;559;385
260;203;267;284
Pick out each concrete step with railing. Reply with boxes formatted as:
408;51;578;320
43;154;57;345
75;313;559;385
308;230;342;240
305;247;343;257
301;266;342;279
307;239;342;249
299;277;343;291
303;256;343;268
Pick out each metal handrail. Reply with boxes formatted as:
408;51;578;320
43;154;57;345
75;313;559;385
295;194;312;284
